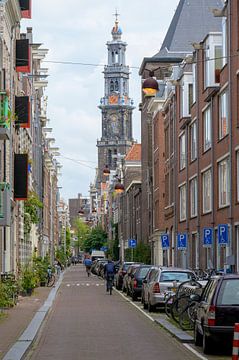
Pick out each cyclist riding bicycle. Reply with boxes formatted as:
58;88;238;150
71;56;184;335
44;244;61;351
104;259;115;294
84;257;92;277
47;265;52;284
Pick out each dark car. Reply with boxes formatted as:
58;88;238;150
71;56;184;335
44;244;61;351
128;265;152;301
122;264;142;294
193;274;239;354
115;262;134;290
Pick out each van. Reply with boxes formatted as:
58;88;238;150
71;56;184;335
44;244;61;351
91;250;105;261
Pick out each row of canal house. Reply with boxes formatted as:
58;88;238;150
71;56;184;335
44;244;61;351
140;0;239;272
0;0;62;273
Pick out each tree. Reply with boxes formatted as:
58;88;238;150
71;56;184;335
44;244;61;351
83;226;108;253
74;218;90;253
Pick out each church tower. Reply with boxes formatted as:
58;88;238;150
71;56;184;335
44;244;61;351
97;14;134;185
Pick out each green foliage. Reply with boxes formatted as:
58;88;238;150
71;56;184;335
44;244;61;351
125;243;151;264
24;192;43;235
0;277;19;308
33;256;51;284
55;247;67;267
83;225;108;253
20;264;38;294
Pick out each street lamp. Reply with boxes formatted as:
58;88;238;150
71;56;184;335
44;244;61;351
142;69;159;97
114;179;125;193
103;165;110;177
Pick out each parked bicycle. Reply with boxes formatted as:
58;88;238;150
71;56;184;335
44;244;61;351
46;267;55;287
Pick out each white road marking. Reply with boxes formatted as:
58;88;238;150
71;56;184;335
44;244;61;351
76;284;80;286
86;283;90;286
183;344;208;360
66;284;70;287
115;289;209;360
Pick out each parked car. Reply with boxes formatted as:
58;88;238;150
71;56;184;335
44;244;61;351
193;274;239;354
115;262;134;290
122;264;142;294
141;266;159;309
146;267;195;312
128;265;152;301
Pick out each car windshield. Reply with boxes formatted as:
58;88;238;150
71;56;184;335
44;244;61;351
160;271;192;282
138;267;150;278
217;279;239;305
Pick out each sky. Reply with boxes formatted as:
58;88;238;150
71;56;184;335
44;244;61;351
22;0;179;202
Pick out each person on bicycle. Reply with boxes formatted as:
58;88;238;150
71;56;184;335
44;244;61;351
84;256;92;276
47;265;52;285
104;258;115;292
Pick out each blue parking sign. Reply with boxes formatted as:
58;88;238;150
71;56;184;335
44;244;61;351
128;239;137;248
177;233;187;250
203;228;213;247
218;224;229;246
161;234;170;249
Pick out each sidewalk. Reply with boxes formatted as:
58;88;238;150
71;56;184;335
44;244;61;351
0;273;63;360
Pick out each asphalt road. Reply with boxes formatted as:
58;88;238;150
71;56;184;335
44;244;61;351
27;265;199;360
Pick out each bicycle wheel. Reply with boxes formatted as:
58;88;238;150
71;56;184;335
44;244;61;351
165;295;174;318
171;295;189;323
179;306;193;331
47;274;55;287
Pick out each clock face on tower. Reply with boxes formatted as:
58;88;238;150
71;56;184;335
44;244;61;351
109;114;119;136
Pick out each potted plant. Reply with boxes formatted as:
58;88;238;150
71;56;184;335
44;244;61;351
20;264;37;296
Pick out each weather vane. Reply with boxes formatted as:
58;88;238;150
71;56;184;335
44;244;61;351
114;9;120;22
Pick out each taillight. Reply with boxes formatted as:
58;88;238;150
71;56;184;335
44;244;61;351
153;283;160;293
133;279;137;288
207;305;216;326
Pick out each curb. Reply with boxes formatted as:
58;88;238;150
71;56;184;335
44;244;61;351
2;272;64;360
154;318;194;343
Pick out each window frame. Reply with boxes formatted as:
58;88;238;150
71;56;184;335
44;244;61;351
218;157;230;208
219;89;229;140
202;168;212;214
190;177;198;218
179;183;187;221
203;107;211;152
179;132;186;170
190;120;197;161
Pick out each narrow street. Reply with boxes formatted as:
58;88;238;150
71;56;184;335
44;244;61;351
27;266;199;360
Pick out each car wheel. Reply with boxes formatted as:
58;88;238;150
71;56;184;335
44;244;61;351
194;324;203;346
203;331;213;354
143;298;148;309
148;298;155;313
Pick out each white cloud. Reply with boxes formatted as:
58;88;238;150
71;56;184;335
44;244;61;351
22;0;179;200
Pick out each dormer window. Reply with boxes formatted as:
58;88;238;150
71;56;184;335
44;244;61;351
204;33;222;88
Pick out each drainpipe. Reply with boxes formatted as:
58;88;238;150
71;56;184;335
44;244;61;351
196;49;201;270
211;95;215;270
185;123;189;269
228;1;233;270
173;91;178;267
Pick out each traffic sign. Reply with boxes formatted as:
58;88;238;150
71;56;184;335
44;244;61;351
161;234;170;249
128;239;137;248
100;246;108;252
203;228;213;247
218;224;229;246
177;233;187;250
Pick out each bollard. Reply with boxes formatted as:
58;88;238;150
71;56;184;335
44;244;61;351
232;323;239;360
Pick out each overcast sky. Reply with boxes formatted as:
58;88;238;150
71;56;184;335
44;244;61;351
22;0;179;202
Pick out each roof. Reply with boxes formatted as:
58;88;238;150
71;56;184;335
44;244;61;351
125;144;141;161
155;0;223;59
140;0;224;74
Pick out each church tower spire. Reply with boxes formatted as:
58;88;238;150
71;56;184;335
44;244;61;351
97;15;134;185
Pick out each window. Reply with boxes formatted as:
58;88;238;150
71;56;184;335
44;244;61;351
203;107;211;151
190;177;197;217
202;168;212;213
188;84;193;114
179;184;186;221
179;133;186;170
190;121;197;161
222;17;227;66
219;89;228;139
192;64;196;104
214;46;223;83
218;157;230;207
237;151;239;202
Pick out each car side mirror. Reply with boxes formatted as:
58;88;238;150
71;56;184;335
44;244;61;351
190;294;201;302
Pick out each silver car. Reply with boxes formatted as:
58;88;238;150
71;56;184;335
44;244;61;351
145;267;195;312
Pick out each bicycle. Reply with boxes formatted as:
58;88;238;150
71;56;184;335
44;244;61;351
107;274;114;295
47;273;55;287
86;266;91;277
